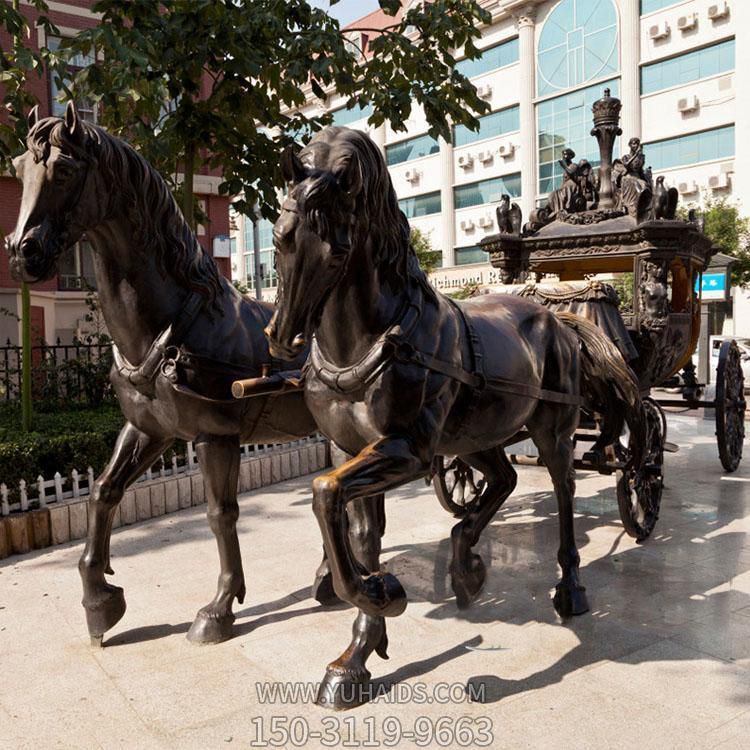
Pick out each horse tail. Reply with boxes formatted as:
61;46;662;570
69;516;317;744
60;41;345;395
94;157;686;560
556;312;645;469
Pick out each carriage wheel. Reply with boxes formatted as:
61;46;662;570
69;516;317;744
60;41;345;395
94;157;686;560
432;456;484;518
616;397;665;541
716;340;746;472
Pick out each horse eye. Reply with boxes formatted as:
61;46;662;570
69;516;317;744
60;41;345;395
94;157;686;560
53;163;76;182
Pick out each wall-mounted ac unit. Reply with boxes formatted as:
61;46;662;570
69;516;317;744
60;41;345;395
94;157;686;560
477;150;494;164
457;153;474;169
460;218;475;231
404;168;421;184
497;141;516;159
649;21;670;40
708;173;731;190
677;13;698;31
677;94;699;113
477;84;492;99
477;215;494;229
708;2;730;20
678;181;698;194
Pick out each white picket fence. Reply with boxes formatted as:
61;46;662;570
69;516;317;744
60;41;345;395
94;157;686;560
0;436;323;517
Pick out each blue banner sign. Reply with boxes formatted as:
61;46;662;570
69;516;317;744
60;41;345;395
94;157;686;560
695;272;727;301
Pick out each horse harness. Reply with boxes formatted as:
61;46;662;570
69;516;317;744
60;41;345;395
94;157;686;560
309;286;583;407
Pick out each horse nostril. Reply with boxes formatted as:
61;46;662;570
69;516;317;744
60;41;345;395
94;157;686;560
20;237;41;258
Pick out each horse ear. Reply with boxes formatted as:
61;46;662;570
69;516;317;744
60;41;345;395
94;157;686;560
27;105;39;131
280;147;306;185
336;156;363;199
64;101;81;137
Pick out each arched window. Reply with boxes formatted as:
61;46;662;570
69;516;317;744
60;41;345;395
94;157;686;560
537;0;619;97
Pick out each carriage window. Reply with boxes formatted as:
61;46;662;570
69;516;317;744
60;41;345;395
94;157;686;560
47;36;97;122
58;240;96;291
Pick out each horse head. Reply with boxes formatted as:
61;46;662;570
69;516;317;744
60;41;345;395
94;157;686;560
265;126;414;360
7;102;101;282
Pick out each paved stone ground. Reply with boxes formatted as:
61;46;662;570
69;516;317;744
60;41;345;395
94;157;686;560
1;414;749;749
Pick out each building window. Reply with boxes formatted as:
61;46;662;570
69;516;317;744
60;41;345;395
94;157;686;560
398;191;441;218
453;105;520;148
537;78;619;195
58;239;96;291
454;245;488;266
537;0;619;97
644;125;735;171
243;217;277;289
640;0;681;14
454;173;522;210
47;36;97;121
455;37;519;79
386;134;440;166
641;39;735;95
330;102;373;127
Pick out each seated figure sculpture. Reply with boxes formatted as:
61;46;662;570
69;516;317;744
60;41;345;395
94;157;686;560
615;137;653;222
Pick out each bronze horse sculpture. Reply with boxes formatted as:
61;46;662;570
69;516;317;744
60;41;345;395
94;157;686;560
266;126;645;709
5;104;382;645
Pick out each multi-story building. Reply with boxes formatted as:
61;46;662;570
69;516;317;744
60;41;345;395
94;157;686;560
0;0;231;345
233;0;746;299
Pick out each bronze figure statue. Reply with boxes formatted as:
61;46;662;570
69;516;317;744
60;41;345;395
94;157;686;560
265;126;645;709
5;104;377;645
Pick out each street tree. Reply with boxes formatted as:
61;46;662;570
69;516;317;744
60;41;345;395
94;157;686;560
60;0;491;223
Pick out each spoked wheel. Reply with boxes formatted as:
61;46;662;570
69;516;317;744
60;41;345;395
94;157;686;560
616;397;665;541
432;455;484;518
716;340;746;472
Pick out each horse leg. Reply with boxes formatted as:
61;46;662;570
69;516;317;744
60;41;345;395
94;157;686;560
312;443;386;606
187;434;244;644
312;437;426;709
317;495;389;710
529;406;590;618
450;447;517;609
79;423;173;644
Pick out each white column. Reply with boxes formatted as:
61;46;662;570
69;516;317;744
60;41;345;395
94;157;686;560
371;123;386;156
619;0;641;141
439;136;456;267
734;0;750;214
515;6;537;222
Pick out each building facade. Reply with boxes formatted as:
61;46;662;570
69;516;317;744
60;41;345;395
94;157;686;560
0;0;232;346
233;0;746;299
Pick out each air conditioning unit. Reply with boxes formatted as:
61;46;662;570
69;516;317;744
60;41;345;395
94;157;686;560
678;181;698;194
457;153;474;169
478;214;494;229
460;218;475;232
649;21;670;40
404;168;421;184
477;84;492;99
477;150;494;164
677;13;698;31
708;2;730;20
497;141;516;159
677;94;699;113
708;173;731;190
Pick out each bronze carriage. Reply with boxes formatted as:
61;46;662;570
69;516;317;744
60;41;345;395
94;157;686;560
433;90;745;540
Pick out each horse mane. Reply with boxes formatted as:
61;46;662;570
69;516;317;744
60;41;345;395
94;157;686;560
302;127;437;302
26;117;223;312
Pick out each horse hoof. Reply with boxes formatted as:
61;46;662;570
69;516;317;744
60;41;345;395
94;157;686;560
361;573;407;618
83;584;127;637
451;554;487;609
186;610;235;645
90;635;104;648
316;663;372;710
553;583;589;618
312;570;341;606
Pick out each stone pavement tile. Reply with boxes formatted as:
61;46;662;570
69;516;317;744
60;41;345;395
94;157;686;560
670;610;750;669
701;707;750;749
584;639;750;728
